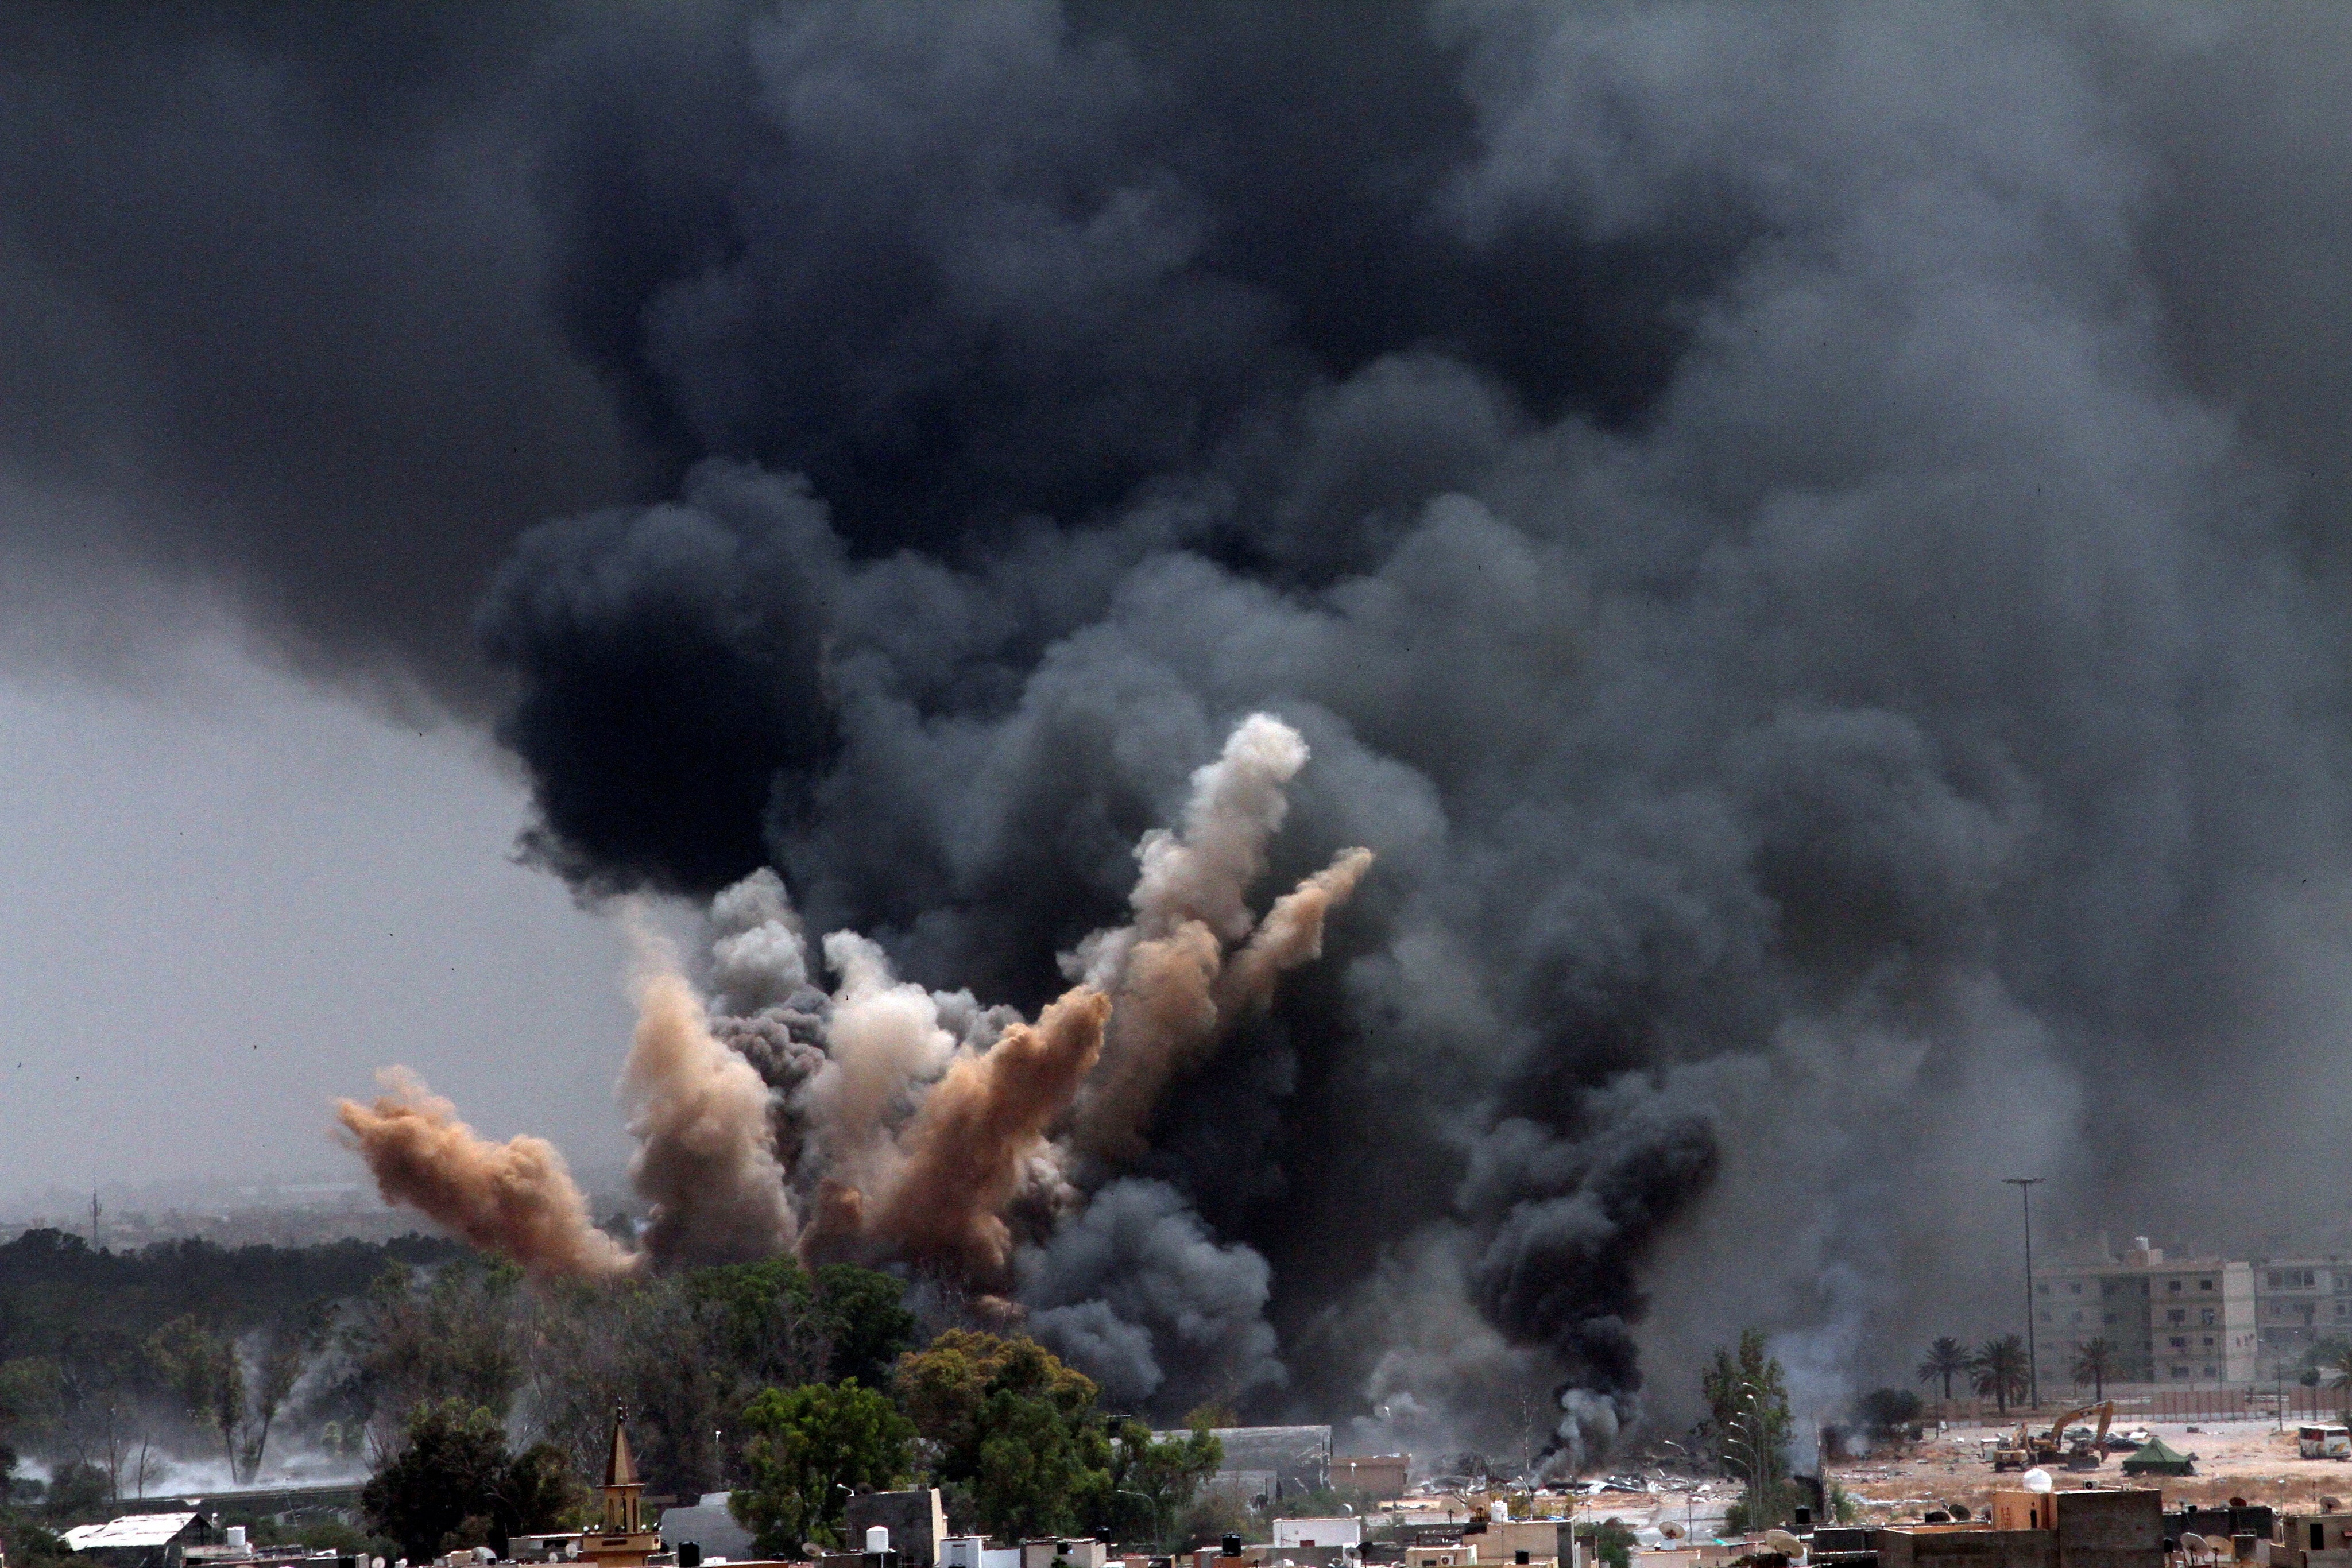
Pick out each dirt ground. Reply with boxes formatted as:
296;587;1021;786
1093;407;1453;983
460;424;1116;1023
1828;1418;2352;1520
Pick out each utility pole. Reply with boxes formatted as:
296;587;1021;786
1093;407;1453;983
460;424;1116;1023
2007;1178;2044;1411
90;1187;101;1251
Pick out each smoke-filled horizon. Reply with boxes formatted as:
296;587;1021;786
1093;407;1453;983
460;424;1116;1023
12;0;2352;1465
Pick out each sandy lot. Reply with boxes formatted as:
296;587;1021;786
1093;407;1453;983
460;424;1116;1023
1829;1418;2352;1520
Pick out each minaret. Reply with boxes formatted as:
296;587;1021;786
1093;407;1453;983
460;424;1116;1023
581;1406;662;1568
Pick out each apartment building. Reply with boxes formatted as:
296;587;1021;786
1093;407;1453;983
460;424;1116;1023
2250;1260;2352;1376
2034;1238;2256;1389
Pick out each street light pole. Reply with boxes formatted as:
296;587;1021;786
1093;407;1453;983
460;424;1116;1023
2006;1178;2045;1412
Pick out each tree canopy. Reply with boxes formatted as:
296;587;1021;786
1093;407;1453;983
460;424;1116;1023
731;1380;915;1557
359;1399;582;1562
893;1331;1113;1542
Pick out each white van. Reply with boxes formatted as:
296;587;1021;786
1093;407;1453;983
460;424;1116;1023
2296;1424;2350;1459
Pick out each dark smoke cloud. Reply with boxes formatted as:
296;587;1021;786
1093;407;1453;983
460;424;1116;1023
18;0;2352;1459
1019;1177;1286;1412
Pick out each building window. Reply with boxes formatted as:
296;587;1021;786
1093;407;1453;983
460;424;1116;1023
2204;1364;2217;1376
2202;1278;2216;1290
2169;1309;2187;1325
2171;1336;2188;1349
2171;1365;2189;1376
2202;1309;2216;1326
2272;1271;2286;1289
2169;1281;2183;1294
2202;1337;2215;1349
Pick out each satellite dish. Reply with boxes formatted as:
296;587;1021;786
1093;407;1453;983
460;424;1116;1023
1762;1530;1804;1555
2181;1534;2209;1558
2023;1467;2055;1494
1661;1525;1686;1541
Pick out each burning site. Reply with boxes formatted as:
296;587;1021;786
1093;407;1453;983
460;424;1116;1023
6;2;2352;1562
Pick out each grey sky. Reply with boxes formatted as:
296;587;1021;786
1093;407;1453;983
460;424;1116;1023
0;628;637;1205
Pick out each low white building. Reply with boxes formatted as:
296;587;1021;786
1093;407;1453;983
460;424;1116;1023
63;1513;215;1568
1274;1522;1362;1551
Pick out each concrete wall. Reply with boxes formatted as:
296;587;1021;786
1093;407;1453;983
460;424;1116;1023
1874;1527;2059;1568
1334;1458;1410;1499
2054;1486;2163;1568
1465;1526;1572;1565
846;1492;949;1568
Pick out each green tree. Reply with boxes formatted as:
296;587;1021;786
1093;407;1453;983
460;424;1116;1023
972;1388;1111;1541
1970;1335;2029;1415
44;1461;111;1523
241;1304;333;1483
0;1358;64;1445
341;1261;524;1455
2069;1339;2115;1401
361;1400;514;1562
1701;1330;1792;1530
810;1265;918;1386
147;1317;246;1478
1107;1419;1221;1547
729;1381;915;1557
53;1330;157;1501
893;1331;1111;1540
497;1442;589;1538
1576;1520;1635;1568
1914;1337;1970;1403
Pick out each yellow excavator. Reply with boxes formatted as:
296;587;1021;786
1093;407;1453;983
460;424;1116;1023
1991;1401;2115;1472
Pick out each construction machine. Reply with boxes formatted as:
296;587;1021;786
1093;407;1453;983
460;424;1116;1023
1990;1401;2115;1472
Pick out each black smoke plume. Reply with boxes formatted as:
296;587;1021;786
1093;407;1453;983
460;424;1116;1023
13;0;2352;1462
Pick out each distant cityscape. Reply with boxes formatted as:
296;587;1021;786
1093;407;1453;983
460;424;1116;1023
0;1173;641;1253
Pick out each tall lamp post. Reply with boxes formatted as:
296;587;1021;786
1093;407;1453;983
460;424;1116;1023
2006;1177;2045;1412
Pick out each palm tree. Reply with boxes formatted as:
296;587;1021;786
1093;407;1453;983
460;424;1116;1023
2070;1339;2115;1400
1916;1337;1970;1403
1971;1335;2030;1415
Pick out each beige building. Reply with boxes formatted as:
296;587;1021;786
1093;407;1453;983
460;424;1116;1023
2034;1238;2256;1389
2251;1260;2352;1377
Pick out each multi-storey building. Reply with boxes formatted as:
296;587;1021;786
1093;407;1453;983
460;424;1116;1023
2250;1259;2352;1377
2034;1238;2256;1391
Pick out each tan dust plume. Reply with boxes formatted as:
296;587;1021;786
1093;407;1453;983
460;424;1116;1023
622;932;796;1265
1067;714;1373;1163
1218;846;1378;1009
334;1067;636;1279
866;985;1110;1278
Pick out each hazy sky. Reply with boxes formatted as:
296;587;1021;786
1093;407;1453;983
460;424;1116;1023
0;624;639;1206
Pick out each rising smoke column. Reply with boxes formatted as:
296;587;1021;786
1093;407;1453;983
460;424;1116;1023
1067;714;1376;1164
334;1068;636;1280
864;984;1111;1280
621;925;796;1265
